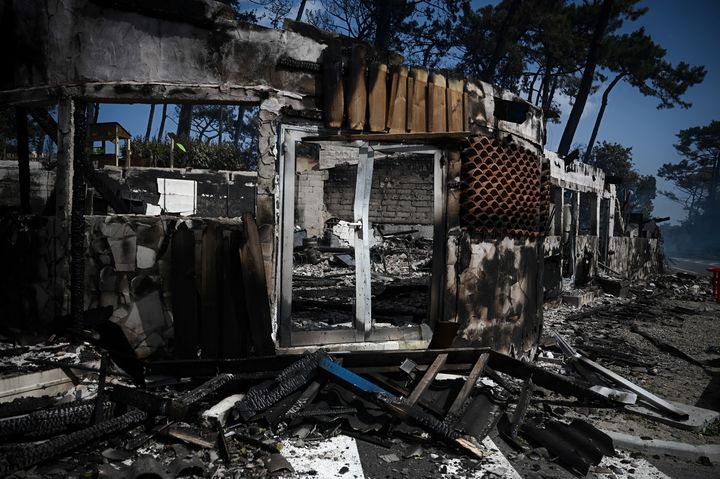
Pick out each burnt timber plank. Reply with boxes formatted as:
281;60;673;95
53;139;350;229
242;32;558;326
200;222;223;359
446;352;489;417
323;44;344;129
408;69;428;133
239;212;276;356
406;353;448;405
229;230;251;358
386;65;408;133
367;62;388;132
346;44;367;130
170;223;198;359
428;73;447;133
221;233;240;358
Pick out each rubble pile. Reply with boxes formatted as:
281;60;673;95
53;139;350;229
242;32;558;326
292;233;432;331
0;272;717;478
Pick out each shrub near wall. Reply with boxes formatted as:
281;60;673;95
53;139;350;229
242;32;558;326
128;138;251;171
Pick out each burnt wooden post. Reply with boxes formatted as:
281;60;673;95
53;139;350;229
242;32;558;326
55;98;74;317
15;107;31;213
71;101;88;329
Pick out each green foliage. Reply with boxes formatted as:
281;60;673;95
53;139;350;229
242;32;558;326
601;28;706;110
658;120;720;226
586;141;656;216
128;137;252;171
306;0;467;68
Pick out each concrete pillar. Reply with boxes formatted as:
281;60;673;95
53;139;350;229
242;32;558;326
55;98;74;317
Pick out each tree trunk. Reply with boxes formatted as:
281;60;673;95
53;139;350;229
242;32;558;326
482;0;522;83
177;104;193;142
145;104;155;142
157;104;168;141
373;1;394;52
233;106;245;148
218;106;224;145
526;69;540;102
295;0;307;21
557;0;614;156
709;154;719;203
583;73;624;161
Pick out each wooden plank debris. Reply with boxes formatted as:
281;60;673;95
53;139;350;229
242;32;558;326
240;212;276;356
406;353;448;405
200;222;222;359
170;223;198;359
446;352;490;417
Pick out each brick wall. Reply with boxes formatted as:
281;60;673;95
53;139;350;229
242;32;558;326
323;156;434;225
295;170;328;237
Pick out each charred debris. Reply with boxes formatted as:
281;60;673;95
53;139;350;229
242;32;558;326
0;272;718;478
0;1;718;478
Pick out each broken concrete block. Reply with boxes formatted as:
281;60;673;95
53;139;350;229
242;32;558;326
100;221;137;272
201;393;246;428
597;276;629;298
136;245;157;270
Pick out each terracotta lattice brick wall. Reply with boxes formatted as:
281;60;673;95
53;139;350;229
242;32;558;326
460;136;550;238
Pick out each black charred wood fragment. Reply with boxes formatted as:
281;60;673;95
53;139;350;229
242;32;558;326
92;353;109;425
519;418;614;476
232;350;327;421
0;399;115;438
509;376;533;438
1;408;147;475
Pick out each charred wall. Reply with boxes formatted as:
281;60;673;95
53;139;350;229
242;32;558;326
445;235;542;359
607;237;661;280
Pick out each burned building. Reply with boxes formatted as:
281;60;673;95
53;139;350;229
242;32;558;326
4;3;708;478
0;0;662;360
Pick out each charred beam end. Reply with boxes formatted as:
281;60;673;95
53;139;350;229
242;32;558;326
281;106;323;121
277;55;322;72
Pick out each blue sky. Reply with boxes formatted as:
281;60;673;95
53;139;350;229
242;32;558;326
99;0;719;224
